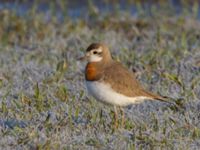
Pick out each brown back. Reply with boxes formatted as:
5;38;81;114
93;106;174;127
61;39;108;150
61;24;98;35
100;61;165;100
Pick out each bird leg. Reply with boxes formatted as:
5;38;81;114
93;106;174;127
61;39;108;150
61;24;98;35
120;107;125;127
114;106;118;129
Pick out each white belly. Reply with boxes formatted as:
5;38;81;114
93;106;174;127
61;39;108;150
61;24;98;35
86;81;150;106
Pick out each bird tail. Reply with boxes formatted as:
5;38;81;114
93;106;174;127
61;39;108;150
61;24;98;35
140;90;182;110
142;90;171;104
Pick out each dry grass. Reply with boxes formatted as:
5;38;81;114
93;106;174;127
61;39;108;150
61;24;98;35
0;1;200;149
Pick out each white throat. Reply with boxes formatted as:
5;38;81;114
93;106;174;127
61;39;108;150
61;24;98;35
89;55;102;62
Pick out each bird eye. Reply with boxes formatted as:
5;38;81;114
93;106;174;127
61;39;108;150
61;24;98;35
93;51;97;54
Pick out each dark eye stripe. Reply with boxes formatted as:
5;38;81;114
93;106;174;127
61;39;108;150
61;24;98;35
97;52;102;56
93;51;102;55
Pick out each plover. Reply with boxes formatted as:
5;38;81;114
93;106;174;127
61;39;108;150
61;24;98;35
79;43;168;127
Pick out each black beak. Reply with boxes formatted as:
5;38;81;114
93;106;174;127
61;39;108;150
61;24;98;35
77;55;87;61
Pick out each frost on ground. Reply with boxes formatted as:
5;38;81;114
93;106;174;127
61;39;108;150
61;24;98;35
0;1;200;149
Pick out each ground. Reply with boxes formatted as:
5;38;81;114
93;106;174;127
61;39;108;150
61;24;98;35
0;1;200;149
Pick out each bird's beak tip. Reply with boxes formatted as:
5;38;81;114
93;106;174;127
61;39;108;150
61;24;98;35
77;55;87;61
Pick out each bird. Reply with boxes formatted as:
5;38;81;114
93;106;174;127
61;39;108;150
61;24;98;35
79;43;168;128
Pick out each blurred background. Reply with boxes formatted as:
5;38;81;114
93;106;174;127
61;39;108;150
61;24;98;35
0;0;200;19
0;0;200;149
0;0;200;49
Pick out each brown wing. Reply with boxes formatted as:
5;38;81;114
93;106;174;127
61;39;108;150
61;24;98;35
100;61;165;100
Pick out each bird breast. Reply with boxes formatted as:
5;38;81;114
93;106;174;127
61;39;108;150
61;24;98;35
85;63;98;81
